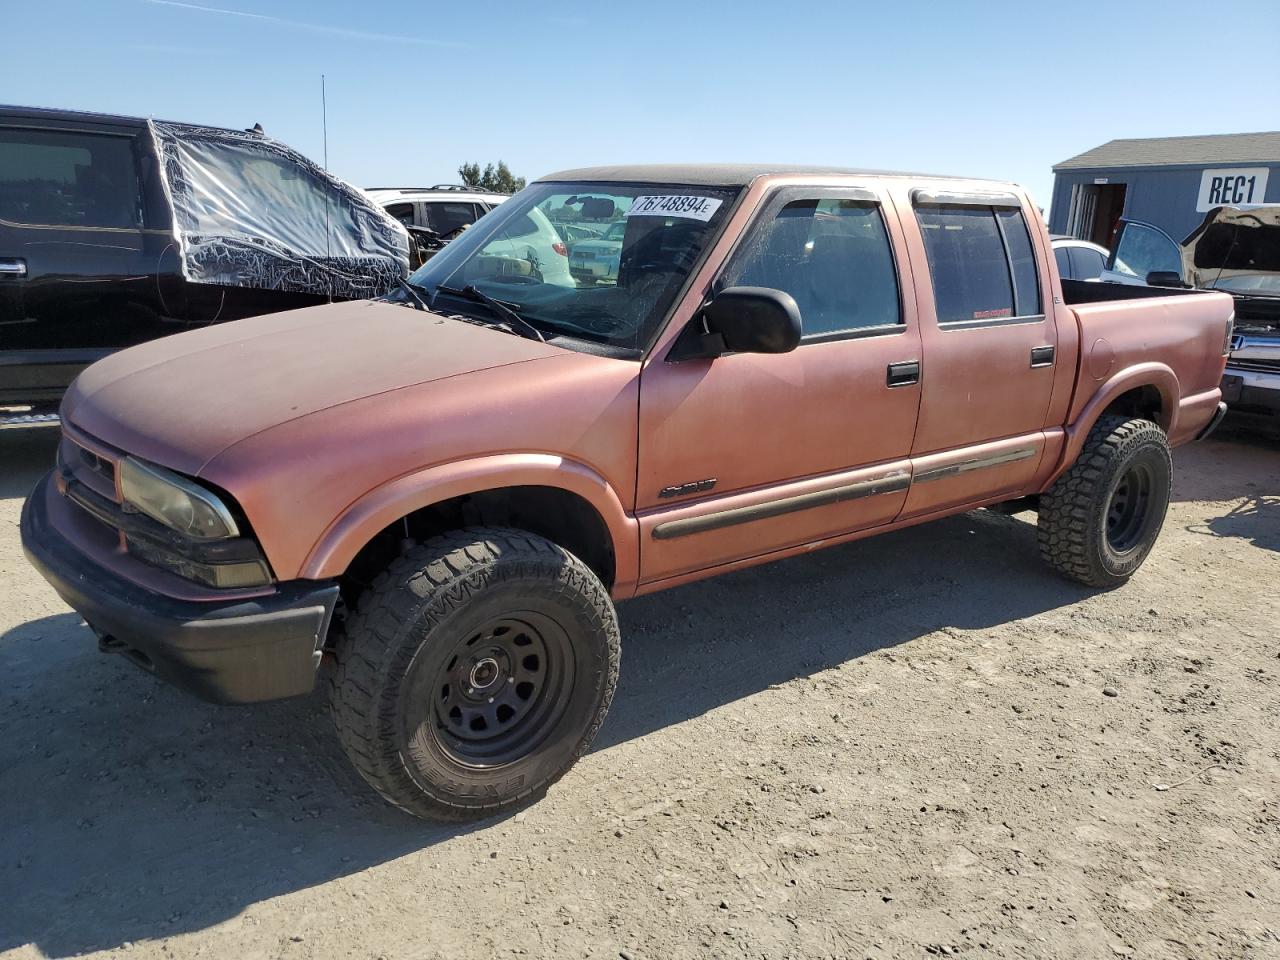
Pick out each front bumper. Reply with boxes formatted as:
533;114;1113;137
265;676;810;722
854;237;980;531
21;472;339;704
1221;369;1280;417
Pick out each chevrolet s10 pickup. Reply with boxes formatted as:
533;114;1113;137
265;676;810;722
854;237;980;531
21;164;1234;821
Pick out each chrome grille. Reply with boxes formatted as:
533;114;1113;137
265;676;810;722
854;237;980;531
1228;358;1280;374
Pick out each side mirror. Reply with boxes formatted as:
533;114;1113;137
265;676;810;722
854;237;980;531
698;286;802;356
1146;270;1186;288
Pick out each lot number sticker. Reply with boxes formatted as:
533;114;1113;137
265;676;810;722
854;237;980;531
625;195;723;221
1196;168;1269;212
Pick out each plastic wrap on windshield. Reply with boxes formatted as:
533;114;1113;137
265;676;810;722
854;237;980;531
150;120;408;298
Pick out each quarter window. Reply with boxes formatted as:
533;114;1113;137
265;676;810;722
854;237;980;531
1068;245;1106;280
0;128;140;228
916;205;1042;323
385;202;415;226
997;209;1041;316
1054;245;1073;279
723;197;901;338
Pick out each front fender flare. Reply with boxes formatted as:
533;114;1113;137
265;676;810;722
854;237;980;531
1044;362;1180;488
299;454;639;595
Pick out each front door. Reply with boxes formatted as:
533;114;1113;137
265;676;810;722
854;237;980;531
636;185;923;585
0;121;181;401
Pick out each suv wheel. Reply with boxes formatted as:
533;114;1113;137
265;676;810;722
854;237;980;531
1038;415;1172;587
329;527;620;821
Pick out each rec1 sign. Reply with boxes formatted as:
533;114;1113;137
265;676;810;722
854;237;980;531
1196;167;1269;212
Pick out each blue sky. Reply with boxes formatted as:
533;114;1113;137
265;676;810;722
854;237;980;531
3;0;1277;216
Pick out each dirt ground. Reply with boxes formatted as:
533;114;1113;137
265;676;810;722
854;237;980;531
2;422;1278;960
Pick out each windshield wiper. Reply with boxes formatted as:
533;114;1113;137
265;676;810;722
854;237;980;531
395;277;429;311
435;284;546;342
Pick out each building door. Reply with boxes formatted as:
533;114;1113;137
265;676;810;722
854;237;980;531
1066;183;1128;248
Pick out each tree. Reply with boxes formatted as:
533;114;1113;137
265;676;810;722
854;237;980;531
458;160;526;194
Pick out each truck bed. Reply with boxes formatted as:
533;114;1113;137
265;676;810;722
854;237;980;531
1064;283;1232;445
1060;278;1210;305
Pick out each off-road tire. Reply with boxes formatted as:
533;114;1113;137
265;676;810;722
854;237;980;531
329;527;620;822
1038;415;1172;587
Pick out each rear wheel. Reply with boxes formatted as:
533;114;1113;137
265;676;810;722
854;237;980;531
329;527;619;821
1038;416;1172;587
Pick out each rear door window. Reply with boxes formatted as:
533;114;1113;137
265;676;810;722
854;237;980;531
1068;245;1106;280
424;201;480;235
0;127;140;229
723;196;901;338
916;204;1042;322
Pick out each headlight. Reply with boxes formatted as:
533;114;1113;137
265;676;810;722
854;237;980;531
119;457;239;540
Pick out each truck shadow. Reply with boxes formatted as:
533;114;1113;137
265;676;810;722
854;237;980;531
1185;496;1280;553
0;427;58;499
1;507;1093;957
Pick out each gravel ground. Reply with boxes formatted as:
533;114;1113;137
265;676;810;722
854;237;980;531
2;423;1277;960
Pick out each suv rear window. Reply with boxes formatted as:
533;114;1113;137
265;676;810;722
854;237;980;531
916;205;1041;322
0;128;140;229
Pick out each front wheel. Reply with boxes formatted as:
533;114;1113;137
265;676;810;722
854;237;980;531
1038;416;1172;587
329;528;620;821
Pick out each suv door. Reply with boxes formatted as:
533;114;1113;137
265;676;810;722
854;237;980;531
1101;220;1183;286
895;189;1062;517
636;186;923;584
0;118;181;403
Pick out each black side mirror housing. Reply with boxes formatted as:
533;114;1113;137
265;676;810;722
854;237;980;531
1146;270;1186;288
691;286;802;358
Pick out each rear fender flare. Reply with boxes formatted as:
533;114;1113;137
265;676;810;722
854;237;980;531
1044;362;1180;488
300;454;639;594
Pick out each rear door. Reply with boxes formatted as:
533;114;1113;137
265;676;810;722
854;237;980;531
892;188;1062;517
1100;220;1182;285
637;185;923;584
0;116;180;401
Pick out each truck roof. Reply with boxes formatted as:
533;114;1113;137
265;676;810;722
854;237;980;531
538;163;1000;187
0;103;249;135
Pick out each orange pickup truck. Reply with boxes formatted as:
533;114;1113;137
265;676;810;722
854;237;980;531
22;164;1233;821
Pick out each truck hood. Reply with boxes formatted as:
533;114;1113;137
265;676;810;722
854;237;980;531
63;299;565;476
1183;204;1280;294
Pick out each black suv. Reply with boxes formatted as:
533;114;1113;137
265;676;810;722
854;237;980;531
0;105;407;418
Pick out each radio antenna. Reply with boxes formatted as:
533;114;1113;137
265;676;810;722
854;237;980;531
321;74;333;301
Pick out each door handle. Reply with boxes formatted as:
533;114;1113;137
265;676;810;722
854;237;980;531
0;258;27;278
1030;345;1055;368
886;360;920;387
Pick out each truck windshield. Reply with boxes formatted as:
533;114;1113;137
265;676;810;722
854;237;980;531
406;182;738;354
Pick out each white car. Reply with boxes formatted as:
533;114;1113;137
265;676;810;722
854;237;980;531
365;185;506;238
1050;236;1109;281
568;219;626;282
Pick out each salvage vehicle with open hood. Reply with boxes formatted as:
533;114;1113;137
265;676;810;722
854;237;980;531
22;164;1233;821
1101;205;1280;422
0;105;409;421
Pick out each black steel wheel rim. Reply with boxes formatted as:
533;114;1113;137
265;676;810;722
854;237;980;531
427;612;574;766
1106;462;1154;553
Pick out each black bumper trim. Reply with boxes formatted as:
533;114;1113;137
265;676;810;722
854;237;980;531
21;472;339;704
1196;401;1229;441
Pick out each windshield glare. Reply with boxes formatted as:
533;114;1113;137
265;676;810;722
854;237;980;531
407;182;738;354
